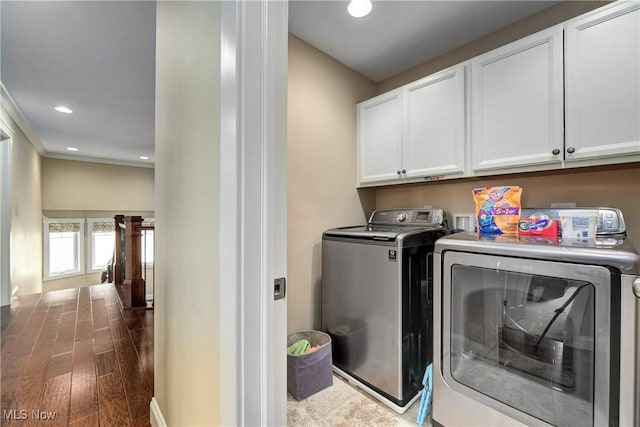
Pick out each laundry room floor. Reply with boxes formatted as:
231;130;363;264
287;373;430;427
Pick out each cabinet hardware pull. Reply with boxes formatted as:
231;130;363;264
566;146;576;154
401;169;406;174
633;278;640;298
552;149;560;155
396;170;401;175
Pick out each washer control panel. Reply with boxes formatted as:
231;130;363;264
370;208;445;227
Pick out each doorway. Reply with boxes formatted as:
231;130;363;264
0;120;12;306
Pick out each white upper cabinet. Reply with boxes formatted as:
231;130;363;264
357;89;403;186
564;2;640;164
471;26;564;173
357;65;467;187
403;64;467;179
355;3;639;187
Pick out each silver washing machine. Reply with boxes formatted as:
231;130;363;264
433;207;640;427
322;208;448;413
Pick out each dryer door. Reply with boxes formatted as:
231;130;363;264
442;252;614;427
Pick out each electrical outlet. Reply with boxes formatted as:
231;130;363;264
452;213;476;232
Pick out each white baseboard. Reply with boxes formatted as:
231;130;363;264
150;397;167;427
11;286;18;296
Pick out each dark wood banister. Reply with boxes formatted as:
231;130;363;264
112;215;149;309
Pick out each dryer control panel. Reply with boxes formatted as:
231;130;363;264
521;207;626;236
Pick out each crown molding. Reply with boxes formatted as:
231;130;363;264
44;152;155;169
0;81;46;156
1;81;154;168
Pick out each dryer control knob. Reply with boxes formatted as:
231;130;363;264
397;212;407;222
633;278;640;298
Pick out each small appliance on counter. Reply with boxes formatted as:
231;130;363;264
432;207;640;427
321;208;449;413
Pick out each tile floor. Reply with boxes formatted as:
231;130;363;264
287;373;431;427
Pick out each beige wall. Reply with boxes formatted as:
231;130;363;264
287;34;377;332
41;158;154;292
43;265;154;293
377;1;609;93
44;272;102;292
376;164;640;247
155;1;220;425
0;107;43;296
41;158;154;211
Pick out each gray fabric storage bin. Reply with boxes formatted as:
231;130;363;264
287;330;333;400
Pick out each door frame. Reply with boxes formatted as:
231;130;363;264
219;1;288;425
0;118;13;306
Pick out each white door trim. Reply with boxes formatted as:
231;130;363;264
220;1;288;426
219;2;240;424
0;118;13;306
149;397;167;427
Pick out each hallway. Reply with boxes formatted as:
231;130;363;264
1;284;153;426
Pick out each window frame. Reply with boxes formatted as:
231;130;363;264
141;219;154;267
43;218;85;281
87;218;116;273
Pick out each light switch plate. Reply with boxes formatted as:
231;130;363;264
274;277;286;300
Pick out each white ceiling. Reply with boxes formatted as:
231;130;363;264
1;1;558;167
289;0;559;82
1;1;156;166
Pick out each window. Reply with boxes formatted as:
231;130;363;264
43;218;84;280
141;218;154;266
142;229;154;266
87;218;115;272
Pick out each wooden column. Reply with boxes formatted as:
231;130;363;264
123;216;146;308
113;215;125;286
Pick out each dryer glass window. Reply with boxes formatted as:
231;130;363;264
450;265;595;426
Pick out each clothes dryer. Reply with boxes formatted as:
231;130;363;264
433;207;639;427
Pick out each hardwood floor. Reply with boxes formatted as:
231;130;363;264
1;284;153;426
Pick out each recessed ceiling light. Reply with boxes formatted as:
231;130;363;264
139;156;149;160
66;147;79;152
348;0;372;18
54;106;73;114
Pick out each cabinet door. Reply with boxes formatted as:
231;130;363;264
471;26;563;173
357;90;402;186
565;2;640;163
404;64;466;179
